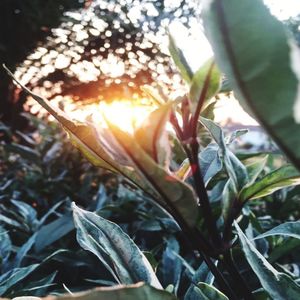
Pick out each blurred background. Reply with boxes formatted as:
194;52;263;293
0;0;299;132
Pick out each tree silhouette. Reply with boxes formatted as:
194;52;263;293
1;0;196;128
0;0;86;127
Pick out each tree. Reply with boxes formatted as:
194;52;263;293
1;0;195;128
0;0;86;127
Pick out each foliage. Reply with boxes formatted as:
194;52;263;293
2;0;300;299
0;0;86;125
1;0;195;128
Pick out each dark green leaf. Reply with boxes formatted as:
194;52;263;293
184;262;214;300
235;222;300;300
200;117;248;192
0;228;11;266
202;0;300;170
134;102;172;166
0;264;39;296
245;155;268;185
269;239;300;263
199;144;222;186
21;283;177;300
106;121;199;227
254;221;300;240
239;165;300;202
12;233;36;268
35;214;74;252
162;237;182;292
168;31;193;83
4;144;40;163
185;282;228;300
189;58;221;113
72;203;162;288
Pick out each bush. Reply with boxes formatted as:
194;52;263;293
2;0;300;299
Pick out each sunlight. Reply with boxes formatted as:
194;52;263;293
93;100;154;133
25;95;155;134
62;99;155;133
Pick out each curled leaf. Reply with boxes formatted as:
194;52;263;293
135;102;173;167
189;58;221;114
106;121;199;227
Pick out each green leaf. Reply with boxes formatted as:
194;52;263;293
269;238;300;263
134;102;172;166
235;221;300;300
189;58;221;114
4;144;40;163
200;118;248;221
141;85;166;106
200;117;248;192
290;40;300;123
13;272;57;297
176;142;224;184
11;200;38;229
199;144;222;186
4;67;118;173
15;283;177;300
72;203;162;288
184;262;215;300
202;0;300;170
219;77;232;93
105;121;199;227
68;124;160;200
222;179;236;221
239;165;300;202
245;155;268;186
66;125;118;173
0;264;39;295
4;66;158;200
0;227;11;265
161;237;182;293
185;282;228;300
12;233;36;269
226;129;248;144
168;31;193;84
35;214;74;252
253;221;300;240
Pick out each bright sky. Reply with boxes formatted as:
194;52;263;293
264;0;300;20
27;0;300;127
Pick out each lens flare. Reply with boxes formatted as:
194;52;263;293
95;100;154;132
60;99;155;133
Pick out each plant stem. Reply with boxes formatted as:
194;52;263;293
186;141;223;249
172;216;240;299
191;60;215;138
201;253;240;300
222;251;255;300
223;199;244;244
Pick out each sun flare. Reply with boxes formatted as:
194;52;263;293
63;99;154;133
95;100;154;133
26;94;156;133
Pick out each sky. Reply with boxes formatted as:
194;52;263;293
264;0;300;20
26;0;300;127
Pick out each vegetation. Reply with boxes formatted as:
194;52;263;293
1;0;194;128
1;0;300;299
